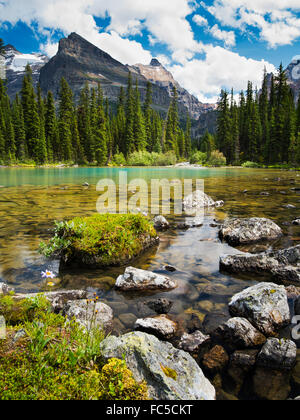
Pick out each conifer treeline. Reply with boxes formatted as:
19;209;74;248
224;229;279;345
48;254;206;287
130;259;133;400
0;64;192;165
216;64;300;166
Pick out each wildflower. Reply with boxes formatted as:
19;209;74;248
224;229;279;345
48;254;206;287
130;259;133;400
42;270;56;279
47;282;55;287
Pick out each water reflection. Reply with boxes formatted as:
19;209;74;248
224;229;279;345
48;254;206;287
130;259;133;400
0;168;299;336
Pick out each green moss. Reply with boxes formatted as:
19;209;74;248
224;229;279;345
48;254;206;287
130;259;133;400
0;295;51;325
40;214;158;267
161;364;178;381
100;358;148;400
0;305;149;400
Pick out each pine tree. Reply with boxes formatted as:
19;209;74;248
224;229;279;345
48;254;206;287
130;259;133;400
125;72;135;156
58;77;74;161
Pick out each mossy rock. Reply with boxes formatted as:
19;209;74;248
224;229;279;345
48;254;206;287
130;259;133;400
40;214;159;268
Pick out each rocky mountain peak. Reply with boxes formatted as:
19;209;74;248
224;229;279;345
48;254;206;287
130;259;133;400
150;58;162;67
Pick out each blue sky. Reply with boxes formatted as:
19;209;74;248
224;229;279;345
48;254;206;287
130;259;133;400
0;0;300;103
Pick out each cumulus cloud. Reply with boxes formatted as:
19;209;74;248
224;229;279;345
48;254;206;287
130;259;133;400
209;24;236;47
0;0;290;102
204;0;300;48
170;45;276;103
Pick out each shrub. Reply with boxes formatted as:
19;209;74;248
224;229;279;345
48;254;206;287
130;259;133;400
242;161;261;168
207;150;227;167
127;151;154;166
39;214;158;267
111;153;126;166
154;151;177;166
127;151;177;167
190;151;207;165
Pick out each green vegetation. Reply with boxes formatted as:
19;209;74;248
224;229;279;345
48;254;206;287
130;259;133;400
0;294;148;400
242;161;261;168
0;58;192;165
39;213;158;267
126;150;177;167
216;65;300;166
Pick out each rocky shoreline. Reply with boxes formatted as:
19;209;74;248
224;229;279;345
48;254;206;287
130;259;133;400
1;191;300;400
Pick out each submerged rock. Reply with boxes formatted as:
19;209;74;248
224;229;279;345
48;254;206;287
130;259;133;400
115;267;177;292
99;332;216;400
295;297;300;315
64;300;113;333
219;218;282;246
220;245;300;284
214;317;267;350
134;315;177;340
146;298;173;314
178;330;210;354
253;367;291;400
202;345;229;374
257;338;297;370
153;215;170;231
228;283;290;336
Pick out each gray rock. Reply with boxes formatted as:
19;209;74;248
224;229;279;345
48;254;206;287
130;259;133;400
99;332;216;400
230;349;258;369
183;190;217;214
115;267;177;292
134;315;177;340
219;218;282;246
13;290;88;314
228;283;290;336
13;329;28;344
293;219;300;226
220;245;300;284
146;298;173;314
214;317;267;350
178;330;210;354
0;282;14;296
257;338;297;370
64;300;113;333
153;215;170;231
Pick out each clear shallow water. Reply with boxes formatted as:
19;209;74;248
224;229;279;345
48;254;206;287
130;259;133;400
0;167;299;338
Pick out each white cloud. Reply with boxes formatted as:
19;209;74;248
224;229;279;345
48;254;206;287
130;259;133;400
0;0;289;102
193;15;208;27
209;24;236;47
169;45;276;103
204;0;300;48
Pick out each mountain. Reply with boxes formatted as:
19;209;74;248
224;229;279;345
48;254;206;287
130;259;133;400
2;32;216;132
3;44;49;99
132;59;216;120
39;33;171;114
285;57;300;103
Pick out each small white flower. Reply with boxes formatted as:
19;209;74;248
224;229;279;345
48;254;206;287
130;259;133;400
41;270;56;279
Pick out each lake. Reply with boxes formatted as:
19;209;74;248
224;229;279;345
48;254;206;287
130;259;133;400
0;166;299;337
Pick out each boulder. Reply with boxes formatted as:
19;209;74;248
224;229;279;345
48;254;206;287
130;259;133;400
214;317;267;350
99;332;216;400
202;345;229;374
228;283;290;336
220;245;300;284
178;330;210;354
219;218;282;246
64;300;113;333
230;349;258;369
153;215;170;231
292;219;300;226
134;315;177;340
146;298;173;314
115;267;177;292
183;190;217;214
257;338;297;370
